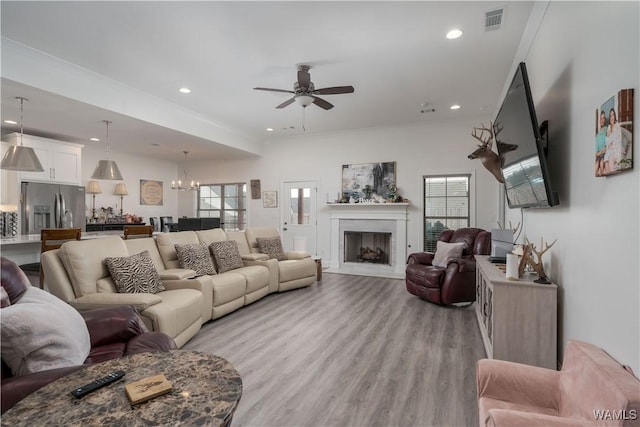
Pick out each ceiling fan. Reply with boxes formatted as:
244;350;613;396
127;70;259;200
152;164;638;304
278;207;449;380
254;65;354;110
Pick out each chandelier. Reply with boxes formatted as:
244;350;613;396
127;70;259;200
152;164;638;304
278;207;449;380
171;151;200;191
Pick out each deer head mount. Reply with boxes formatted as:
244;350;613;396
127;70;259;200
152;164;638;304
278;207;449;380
468;122;504;183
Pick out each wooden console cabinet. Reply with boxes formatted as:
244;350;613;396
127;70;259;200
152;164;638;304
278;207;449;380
475;255;558;369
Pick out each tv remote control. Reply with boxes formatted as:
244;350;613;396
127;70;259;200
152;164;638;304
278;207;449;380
71;370;126;398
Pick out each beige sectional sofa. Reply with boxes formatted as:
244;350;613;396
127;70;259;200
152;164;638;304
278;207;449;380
41;227;316;348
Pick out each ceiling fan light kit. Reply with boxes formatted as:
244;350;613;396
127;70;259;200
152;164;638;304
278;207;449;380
254;64;354;111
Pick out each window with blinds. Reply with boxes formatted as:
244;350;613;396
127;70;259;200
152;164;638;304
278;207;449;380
423;175;470;252
197;183;247;230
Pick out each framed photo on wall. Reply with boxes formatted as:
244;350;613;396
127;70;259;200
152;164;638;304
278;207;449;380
250;179;261;199
595;88;634;177
341;161;396;200
263;191;277;208
140;180;163;205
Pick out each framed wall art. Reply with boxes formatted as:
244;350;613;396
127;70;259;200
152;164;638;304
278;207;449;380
341;161;396;200
263;191;277;208
140;180;163;205
250;179;261;199
595;88;634;177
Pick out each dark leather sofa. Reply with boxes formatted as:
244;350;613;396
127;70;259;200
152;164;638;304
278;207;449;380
1;257;177;414
405;227;491;305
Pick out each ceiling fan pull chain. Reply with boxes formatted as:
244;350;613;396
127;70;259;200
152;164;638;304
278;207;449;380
302;106;306;132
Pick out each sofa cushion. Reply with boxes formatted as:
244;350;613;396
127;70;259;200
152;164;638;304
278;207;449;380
195;228;227;246
225;230;252;255
123;237;166;271
155;231;199;269
174;243;216;276
209;241;244;273
279;258;316;283
0;287;91;376
432;241;464;268
105;250;165;294
256;236;286;261
59;236;129;297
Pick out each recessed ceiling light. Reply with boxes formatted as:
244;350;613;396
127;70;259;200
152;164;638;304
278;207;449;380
179;87;191;94
450;104;461;110
3;120;18;125
266;128;274;132
446;29;463;39
90;137;100;142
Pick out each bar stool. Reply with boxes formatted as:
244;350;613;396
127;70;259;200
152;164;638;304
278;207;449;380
123;225;154;239
149;217;160;232
39;228;82;288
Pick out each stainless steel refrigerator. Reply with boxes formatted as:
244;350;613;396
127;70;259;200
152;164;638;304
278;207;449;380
20;181;86;234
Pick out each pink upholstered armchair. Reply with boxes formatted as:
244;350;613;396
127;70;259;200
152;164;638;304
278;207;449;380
477;340;640;427
405;227;491;305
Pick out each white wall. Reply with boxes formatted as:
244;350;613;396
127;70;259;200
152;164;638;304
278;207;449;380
81;144;179;222
504;1;639;371
186;118;501;262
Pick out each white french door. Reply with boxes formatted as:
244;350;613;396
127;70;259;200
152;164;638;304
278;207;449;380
281;180;317;255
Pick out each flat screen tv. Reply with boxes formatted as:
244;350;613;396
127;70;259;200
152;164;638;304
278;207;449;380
494;62;558;208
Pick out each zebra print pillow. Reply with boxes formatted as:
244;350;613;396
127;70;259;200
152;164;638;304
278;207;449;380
175;243;216;276
105;250;165;294
256;237;286;261
209;241;244;273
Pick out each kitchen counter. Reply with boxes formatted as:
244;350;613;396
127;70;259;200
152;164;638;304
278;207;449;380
0;231;160;266
0;232;120;245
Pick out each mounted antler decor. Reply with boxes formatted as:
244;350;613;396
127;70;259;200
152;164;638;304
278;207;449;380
523;237;557;284
468;122;504;183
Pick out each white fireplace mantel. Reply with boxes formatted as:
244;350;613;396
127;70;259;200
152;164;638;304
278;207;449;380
326;203;409;278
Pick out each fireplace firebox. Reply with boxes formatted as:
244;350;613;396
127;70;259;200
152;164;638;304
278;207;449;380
344;231;391;265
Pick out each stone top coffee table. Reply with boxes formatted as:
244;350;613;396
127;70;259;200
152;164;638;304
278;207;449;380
2;351;242;426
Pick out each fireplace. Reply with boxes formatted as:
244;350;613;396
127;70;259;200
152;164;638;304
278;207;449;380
327;203;408;278
344;231;391;265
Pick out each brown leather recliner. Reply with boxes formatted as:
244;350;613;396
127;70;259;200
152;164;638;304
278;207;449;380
0;257;177;414
405;227;491;305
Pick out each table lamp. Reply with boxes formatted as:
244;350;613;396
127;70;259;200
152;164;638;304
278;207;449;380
86;180;102;219
113;183;128;216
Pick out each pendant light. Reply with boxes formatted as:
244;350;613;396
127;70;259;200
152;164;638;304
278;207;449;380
171;151;200;191
91;120;123;180
1;97;45;172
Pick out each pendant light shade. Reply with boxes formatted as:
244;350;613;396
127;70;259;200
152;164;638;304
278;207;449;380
1;97;45;172
1;145;44;172
91;120;123;180
91;160;123;180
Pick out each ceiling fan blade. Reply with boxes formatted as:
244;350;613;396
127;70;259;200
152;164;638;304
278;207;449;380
297;70;311;90
312;96;334;110
254;87;295;94
276;97;296;109
313;86;355;95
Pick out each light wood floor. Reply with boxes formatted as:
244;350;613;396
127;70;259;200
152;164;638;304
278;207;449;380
184;272;486;427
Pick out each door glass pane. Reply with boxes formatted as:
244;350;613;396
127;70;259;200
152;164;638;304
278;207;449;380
289;187;311;225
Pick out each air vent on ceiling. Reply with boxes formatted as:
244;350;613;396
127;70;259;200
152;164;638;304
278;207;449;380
485;8;503;31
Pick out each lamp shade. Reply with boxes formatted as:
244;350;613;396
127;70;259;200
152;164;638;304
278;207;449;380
113;183;128;196
1;145;45;172
86;180;102;194
91;160;123;180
